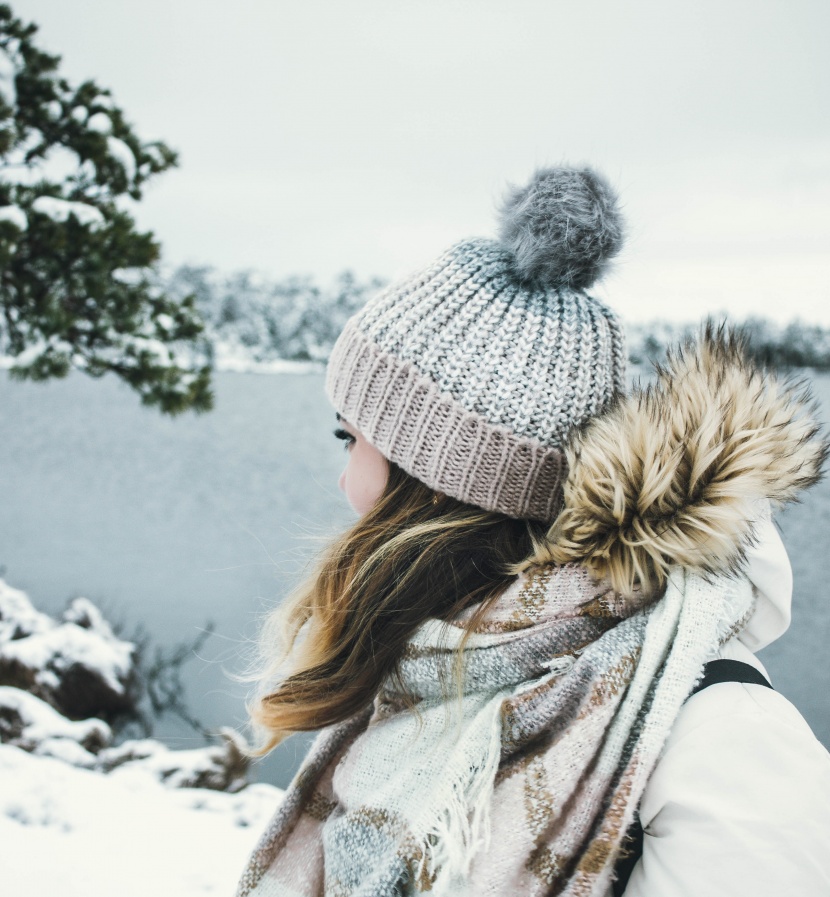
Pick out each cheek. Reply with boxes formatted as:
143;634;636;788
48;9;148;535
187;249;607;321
341;444;389;514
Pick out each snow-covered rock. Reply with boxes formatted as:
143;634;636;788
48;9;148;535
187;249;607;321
0;580;54;641
0;686;111;758
0;581;271;892
0;590;136;722
99;727;250;792
1;624;134;700
0;578;254;794
0;680;253;790
62;596;119;641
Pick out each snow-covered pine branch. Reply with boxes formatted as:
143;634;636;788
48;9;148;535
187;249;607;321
0;5;211;414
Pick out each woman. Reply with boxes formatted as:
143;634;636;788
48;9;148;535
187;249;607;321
237;167;830;896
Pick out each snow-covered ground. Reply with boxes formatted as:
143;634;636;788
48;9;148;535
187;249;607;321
0;743;281;896
0;578;283;896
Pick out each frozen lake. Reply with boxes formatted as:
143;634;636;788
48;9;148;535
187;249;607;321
1;368;829;786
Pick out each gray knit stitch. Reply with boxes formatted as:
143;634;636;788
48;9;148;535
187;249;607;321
325;167;627;521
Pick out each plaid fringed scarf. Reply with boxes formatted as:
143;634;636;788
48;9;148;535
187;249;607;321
236;562;754;897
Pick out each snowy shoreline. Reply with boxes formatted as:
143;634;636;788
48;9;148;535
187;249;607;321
208;342;323;375
0;578;283;896
0;347;324;377
1;743;280;896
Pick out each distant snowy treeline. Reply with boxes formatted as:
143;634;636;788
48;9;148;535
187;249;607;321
167;265;830;372
166;265;386;370
5;262;829;376
626;317;830;370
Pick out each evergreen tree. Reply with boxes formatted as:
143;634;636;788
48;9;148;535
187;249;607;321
0;4;212;413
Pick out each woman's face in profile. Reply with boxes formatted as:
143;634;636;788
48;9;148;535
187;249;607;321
334;415;389;515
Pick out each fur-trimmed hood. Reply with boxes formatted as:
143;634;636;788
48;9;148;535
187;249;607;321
531;326;828;608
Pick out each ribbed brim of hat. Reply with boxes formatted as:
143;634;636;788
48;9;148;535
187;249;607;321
325;320;566;521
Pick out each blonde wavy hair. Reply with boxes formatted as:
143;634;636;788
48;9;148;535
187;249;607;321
250;462;547;754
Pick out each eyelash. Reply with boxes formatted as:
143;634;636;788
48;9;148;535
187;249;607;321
333;427;356;450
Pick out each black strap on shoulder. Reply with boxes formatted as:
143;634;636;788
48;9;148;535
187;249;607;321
690;658;772;696
610;659;772;897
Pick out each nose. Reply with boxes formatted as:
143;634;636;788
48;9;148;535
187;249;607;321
338;469;346;493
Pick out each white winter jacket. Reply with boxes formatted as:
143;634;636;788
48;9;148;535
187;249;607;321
619;512;830;896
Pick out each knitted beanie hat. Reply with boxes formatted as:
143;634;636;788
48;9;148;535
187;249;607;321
325;166;627;522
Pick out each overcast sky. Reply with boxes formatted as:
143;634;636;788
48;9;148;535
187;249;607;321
11;0;830;323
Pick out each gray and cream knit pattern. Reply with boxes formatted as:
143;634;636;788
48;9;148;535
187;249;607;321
326;167;626;521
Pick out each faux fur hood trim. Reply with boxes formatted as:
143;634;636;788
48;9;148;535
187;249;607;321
530;325;828;601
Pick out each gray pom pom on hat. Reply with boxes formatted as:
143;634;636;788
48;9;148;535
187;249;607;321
499;166;625;290
326;165;628;521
